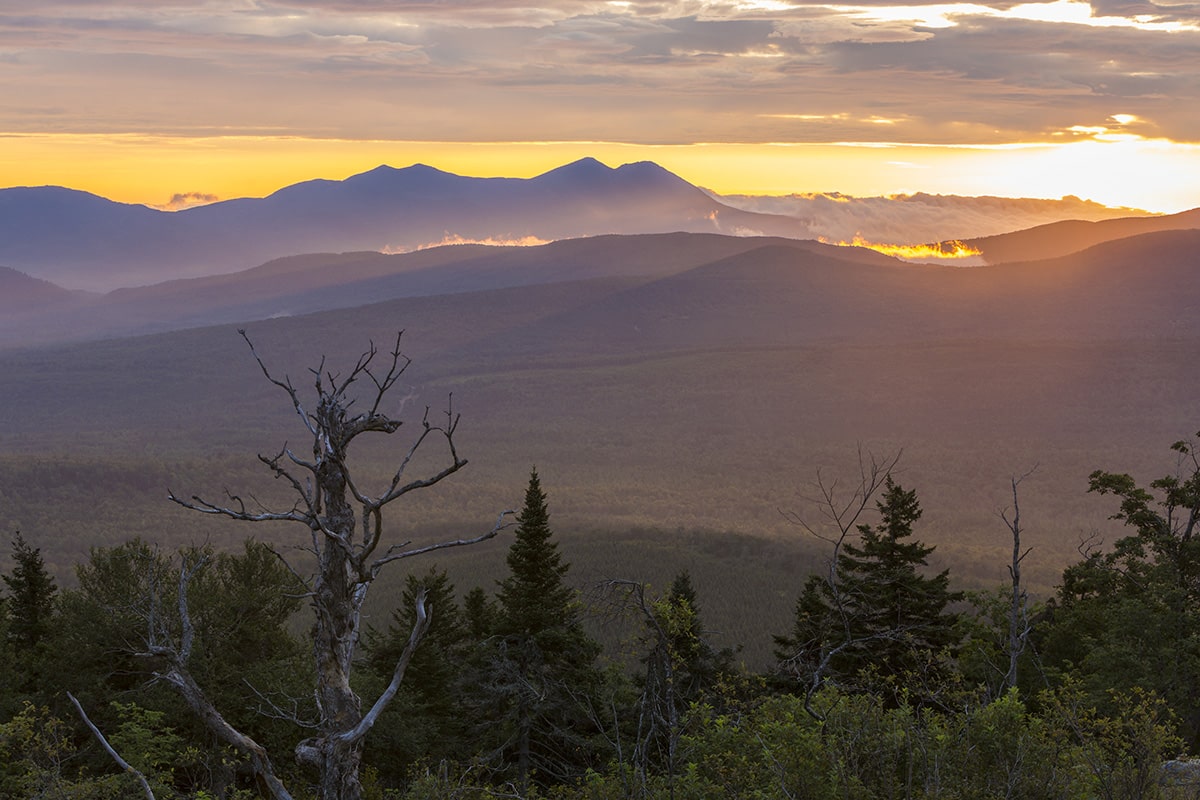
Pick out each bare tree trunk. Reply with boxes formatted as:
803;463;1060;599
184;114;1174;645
1000;468;1035;693
164;332;510;800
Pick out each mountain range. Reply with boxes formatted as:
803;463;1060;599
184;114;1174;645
3;158;1200;623
4;156;1190;296
0;158;816;292
3;156;1199;349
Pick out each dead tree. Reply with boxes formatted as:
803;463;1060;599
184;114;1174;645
166;330;511;800
998;467;1036;693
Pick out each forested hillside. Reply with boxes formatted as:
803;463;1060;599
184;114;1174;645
3;227;1200;798
4;428;1200;798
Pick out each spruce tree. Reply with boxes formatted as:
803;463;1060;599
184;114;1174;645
496;470;578;644
2;532;57;652
838;477;960;681
637;570;735;782
485;469;602;789
776;478;960;696
363;567;471;784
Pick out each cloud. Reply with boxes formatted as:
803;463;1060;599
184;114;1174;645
1;0;1199;159
709;189;1152;242
155;191;219;210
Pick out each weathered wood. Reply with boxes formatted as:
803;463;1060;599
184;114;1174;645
68;692;158;800
161;332;512;800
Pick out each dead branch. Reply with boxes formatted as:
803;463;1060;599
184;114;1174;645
239;329;317;438
781;446;901;545
370;510;514;577
68;692;157;800
345;588;431;744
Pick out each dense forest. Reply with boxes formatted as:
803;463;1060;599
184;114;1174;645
4;337;1200;799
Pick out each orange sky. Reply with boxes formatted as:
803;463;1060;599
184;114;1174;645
2;2;1200;212
5;134;1199;214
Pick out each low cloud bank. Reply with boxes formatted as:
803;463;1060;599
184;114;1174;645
708;191;1152;245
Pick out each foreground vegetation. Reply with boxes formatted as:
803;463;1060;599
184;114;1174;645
4;428;1200;798
4;331;1200;799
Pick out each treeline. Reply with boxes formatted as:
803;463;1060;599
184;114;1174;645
4;440;1200;799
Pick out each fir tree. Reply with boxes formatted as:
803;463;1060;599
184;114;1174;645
636;570;735;782
776;478;960;698
837;477;960;680
496;469;578;644
483;469;603;790
363;567;471;784
463;586;498;640
2;532;57;652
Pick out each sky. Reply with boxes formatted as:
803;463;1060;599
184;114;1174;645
1;1;1199;212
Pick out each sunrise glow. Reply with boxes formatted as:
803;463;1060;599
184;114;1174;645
409;234;555;252
822;235;985;262
1;0;1198;216
4;134;1200;215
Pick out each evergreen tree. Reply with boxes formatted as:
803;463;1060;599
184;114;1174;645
657;571;733;705
635;570;736;783
839;478;960;678
463;585;498;640
1;532;58;700
2;532;57;652
496;470;578;644
776;478;960;698
482;469;603;790
362;567;472;784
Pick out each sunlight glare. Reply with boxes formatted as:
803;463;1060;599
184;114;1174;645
822;0;1199;31
822;235;985;263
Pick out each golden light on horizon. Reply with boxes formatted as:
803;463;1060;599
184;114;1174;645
826;0;1200;31
822;235;985;262
2;132;1199;214
408;234;554;251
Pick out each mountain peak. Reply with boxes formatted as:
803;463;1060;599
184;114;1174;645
533;157;615;183
345;163;460;186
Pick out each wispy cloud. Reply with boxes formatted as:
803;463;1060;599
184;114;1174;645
1;0;1198;208
2;1;1197;143
155;191;219;210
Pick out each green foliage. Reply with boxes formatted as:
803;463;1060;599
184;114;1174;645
1;532;58;702
674;695;832;799
775;478;961;704
628;569;740;788
955;586;1045;702
473;469;606;790
496;470;579;645
1040;432;1200;747
42;537;309;797
1042;682;1184;800
362;567;475;785
14;434;1200;798
0;702;127;799
2;532;57;652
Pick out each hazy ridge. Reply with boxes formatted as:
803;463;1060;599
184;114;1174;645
3;162;1200;657
3;229;1199;594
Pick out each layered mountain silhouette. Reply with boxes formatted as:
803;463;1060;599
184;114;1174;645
3;226;1199;587
0;158;815;291
0;266;89;314
958;206;1200;263
6;224;1200;349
